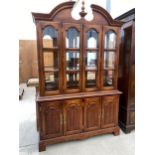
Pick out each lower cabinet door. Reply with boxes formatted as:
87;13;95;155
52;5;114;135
40;101;63;139
101;95;119;128
64;99;83;135
84;97;101;131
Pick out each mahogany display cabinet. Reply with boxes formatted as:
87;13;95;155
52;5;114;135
32;1;122;151
115;8;135;133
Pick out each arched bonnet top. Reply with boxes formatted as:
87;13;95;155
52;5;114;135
32;1;122;27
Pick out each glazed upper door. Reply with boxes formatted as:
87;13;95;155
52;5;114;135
38;22;62;95
101;26;120;90
37;22;120;95
40;101;63;139
63;99;83;135
63;23;82;93
83;25;102;91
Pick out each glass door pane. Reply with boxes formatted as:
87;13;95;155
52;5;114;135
104;70;114;86
86;51;97;70
87;29;98;48
105;31;116;49
43;51;59;91
42;26;58;48
66;51;80;89
66;51;80;70
85;71;97;88
43;51;58;71
45;72;59;90
66;28;79;48
104;52;115;69
67;72;79;89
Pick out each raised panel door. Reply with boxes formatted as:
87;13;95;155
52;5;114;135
84;97;101;131
64;99;83;135
40;102;63;139
101;96;118;128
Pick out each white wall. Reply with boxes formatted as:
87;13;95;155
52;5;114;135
110;0;135;18
18;0;66;40
18;0;135;39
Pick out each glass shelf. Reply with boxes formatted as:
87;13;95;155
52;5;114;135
104;49;116;51
86;66;97;71
66;48;80;51
104;67;115;70
44;67;58;72
86;48;98;51
66;66;79;71
43;47;58;51
66;69;80;73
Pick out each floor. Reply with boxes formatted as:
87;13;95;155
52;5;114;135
19;84;135;155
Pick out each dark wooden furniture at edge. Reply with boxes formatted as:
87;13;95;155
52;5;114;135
32;2;122;151
115;8;135;133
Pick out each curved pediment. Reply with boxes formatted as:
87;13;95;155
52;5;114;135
32;1;122;27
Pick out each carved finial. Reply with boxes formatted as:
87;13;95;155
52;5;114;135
79;0;87;18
